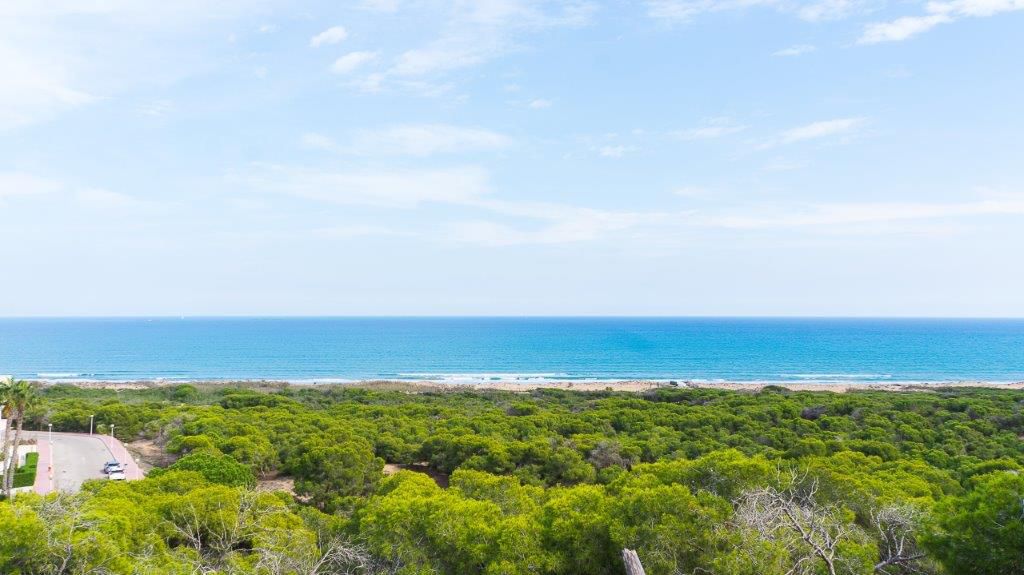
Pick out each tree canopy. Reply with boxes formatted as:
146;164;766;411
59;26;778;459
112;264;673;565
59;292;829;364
2;382;1023;574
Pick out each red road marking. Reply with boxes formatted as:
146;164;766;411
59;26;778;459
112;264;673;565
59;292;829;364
33;439;52;495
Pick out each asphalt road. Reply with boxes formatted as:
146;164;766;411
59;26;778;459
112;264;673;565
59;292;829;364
24;431;116;492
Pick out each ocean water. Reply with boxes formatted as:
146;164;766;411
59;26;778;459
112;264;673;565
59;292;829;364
0;317;1023;384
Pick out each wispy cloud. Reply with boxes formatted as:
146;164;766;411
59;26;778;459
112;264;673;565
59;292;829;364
859;14;952;43
645;0;767;23
796;0;866;22
359;0;400;12
0;43;96;130
0;172;63;198
645;0;865;23
312;224;408;239
779;117;863;144
360;1;595;92
331;51;379;74
241;162;674;246
448;199;673;246
242;164;492;209
391;40;497;77
672;118;746;140
137;99;174;117
528;98;553;109
757;117;865;148
673;186;710;197
76;188;151;209
599;145;632;158
704;196;1024;229
773;44;816;57
302;124;511;157
449;214;642;246
0;173;158;211
310;26;348;47
859;0;1024;44
0;0;273;130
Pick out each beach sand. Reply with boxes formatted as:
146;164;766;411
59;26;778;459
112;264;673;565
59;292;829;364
39;378;1024;394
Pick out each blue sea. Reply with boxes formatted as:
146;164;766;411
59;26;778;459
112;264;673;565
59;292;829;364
1;317;1023;384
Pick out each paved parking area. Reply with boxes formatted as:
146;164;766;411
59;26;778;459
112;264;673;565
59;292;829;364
25;431;143;493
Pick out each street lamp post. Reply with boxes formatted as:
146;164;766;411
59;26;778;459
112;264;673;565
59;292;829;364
48;423;54;489
89;414;95;435
109;424;116;463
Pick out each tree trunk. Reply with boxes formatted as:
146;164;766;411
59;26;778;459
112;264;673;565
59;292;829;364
3;414;23;496
622;549;646;575
0;421;11;497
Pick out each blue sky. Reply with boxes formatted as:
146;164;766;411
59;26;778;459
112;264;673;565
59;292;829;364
1;0;1023;316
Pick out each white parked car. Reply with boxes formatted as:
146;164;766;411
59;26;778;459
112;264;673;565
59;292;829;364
108;470;126;481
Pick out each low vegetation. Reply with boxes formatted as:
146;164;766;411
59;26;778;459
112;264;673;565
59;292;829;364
2;382;1023;574
11;452;38;489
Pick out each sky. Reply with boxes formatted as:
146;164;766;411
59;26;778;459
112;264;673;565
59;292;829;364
1;0;1023;317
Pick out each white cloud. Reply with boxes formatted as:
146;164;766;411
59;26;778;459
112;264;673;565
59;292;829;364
449;207;661;246
301;132;339;151
673;186;709;198
672;118;746;139
528;98;553;109
0;173;156;210
0;43;96;130
0;0;278;130
704;196;1024;229
310;26;348;47
599;145;631;158
859;14;952;43
444;196;679;246
244;165;492;209
374;2;595;89
359;0;400;12
859;0;1024;44
312;224;406;238
331;51;378;74
354;124;511;156
777;117;864;145
0;172;62;198
645;0;864;23
644;0;748;23
302;124;511;157
796;0;865;21
241;162;674;245
762;158;806;171
773;44;816;57
75;188;147;208
449;218;621;246
392;37;501;76
137;99;173;116
352;72;387;92
257;23;277;34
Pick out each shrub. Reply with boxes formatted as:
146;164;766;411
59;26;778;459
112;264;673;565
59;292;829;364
157;452;255;488
12;452;39;488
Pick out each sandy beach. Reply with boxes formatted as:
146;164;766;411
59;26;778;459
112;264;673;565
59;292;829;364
36;378;1024;394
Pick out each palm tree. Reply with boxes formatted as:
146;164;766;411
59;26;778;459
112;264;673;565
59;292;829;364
1;377;16;496
2;378;37;497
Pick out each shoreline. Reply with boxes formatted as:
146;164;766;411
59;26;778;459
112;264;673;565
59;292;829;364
28;378;1024;394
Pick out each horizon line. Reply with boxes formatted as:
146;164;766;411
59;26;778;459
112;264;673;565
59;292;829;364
2;315;1024;320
